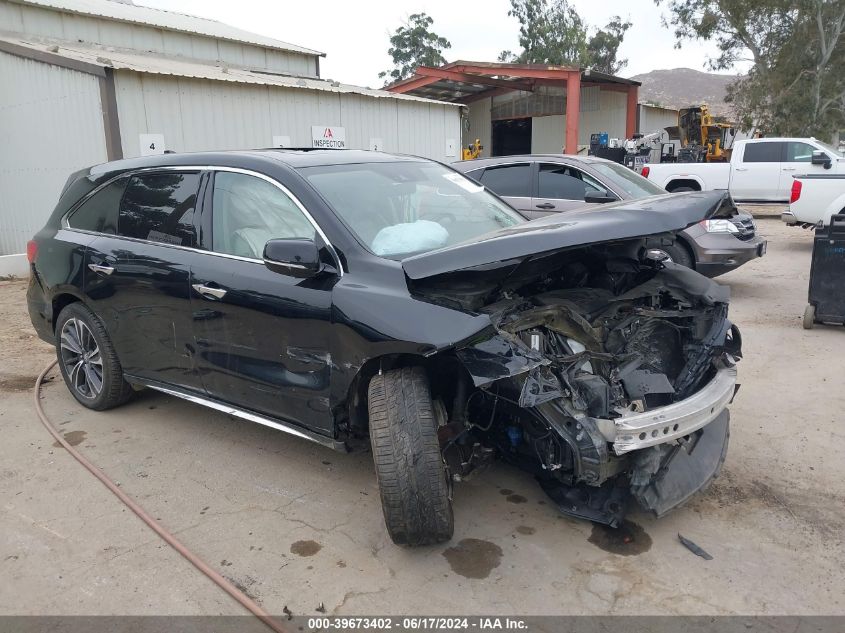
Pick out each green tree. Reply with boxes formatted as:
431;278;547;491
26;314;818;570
379;13;451;85
500;0;631;74
587;17;633;75
658;0;845;137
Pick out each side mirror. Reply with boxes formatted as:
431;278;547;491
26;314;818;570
811;150;832;169
263;238;323;278
584;189;616;204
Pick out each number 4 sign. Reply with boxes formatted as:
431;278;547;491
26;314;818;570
140;133;166;156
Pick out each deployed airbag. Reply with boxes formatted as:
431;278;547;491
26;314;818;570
372;220;449;256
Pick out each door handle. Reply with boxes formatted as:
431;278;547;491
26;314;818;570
88;263;114;275
535;203;555;209
782;167;797;171
192;283;227;300
735;167;748;171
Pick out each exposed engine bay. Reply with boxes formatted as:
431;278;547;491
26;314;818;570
411;237;742;526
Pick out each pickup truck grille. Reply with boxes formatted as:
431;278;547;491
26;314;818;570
730;216;756;241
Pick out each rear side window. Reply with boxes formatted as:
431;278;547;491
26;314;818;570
742;142;783;163
118;172;200;246
67;176;128;234
479;164;531;197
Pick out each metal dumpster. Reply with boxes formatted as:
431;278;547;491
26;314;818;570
803;214;845;329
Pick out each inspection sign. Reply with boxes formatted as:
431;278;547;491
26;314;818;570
311;126;346;149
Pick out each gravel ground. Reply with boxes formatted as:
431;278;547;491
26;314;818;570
1;216;843;617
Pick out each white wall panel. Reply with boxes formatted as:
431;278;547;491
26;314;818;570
639;104;679;134
464;97;491;157
0;51;107;255
531;115;565;153
114;73;460;162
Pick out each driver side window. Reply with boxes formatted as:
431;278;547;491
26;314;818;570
211;172;315;259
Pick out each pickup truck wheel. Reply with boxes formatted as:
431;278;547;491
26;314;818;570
55;303;134;410
367;366;454;546
803;304;815;330
671;186;695;192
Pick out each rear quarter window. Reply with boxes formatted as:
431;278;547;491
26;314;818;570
118;172;201;246
66;176;128;234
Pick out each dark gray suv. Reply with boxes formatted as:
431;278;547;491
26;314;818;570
453;155;767;277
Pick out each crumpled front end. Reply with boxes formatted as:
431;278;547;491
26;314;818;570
415;252;741;526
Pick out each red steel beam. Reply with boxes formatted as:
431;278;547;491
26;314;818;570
387;74;440;93
415;66;535;92
626;85;638;138
451;63;577;80
565;71;581;154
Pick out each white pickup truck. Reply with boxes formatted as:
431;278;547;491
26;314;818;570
642;138;845;202
785;174;845;226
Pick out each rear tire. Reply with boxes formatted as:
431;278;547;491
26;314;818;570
671;186;696;193
55;303;134;410
803;304;816;330
367;366;454;546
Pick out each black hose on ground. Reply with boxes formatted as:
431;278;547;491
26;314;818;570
33;360;287;633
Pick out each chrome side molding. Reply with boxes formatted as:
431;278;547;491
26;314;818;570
127;377;347;452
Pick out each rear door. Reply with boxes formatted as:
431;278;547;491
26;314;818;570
532;162;614;216
188;169;336;434
731;141;785;201
475;163;534;214
82;170;205;392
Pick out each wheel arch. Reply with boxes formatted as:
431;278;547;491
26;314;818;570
51;291;87;332
345;351;471;436
665;178;703;192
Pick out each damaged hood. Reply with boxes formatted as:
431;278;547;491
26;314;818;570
403;190;733;280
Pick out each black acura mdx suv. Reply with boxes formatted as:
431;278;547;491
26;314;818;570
28;150;742;545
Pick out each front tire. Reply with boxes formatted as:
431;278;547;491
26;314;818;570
55;303;134;410
653;241;694;268
367;366;454;546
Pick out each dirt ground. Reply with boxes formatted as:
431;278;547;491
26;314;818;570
1;216;843;617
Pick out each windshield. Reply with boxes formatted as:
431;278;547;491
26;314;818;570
816;140;845;157
590;161;667;198
301;161;525;258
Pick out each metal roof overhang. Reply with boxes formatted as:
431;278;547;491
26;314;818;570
388;60;641;103
0;35;461;106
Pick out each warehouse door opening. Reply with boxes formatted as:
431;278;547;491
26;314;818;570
492;119;532;156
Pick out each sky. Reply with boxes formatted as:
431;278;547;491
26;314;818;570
137;0;749;87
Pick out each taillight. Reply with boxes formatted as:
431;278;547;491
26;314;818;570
641;166;650;178
26;240;38;263
790;179;802;203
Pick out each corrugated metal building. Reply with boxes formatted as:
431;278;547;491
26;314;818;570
0;0;461;272
638;103;680;135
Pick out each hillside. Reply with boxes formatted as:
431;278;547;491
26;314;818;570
629;68;739;118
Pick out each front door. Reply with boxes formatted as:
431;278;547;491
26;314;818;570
779;141;826;199
83;170;205;392
189;169;336;434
